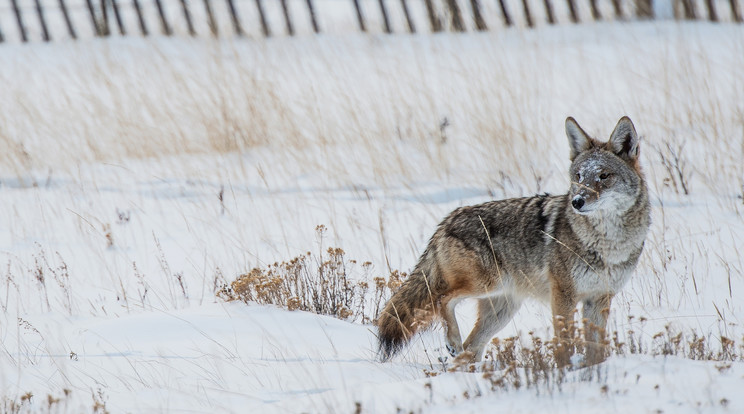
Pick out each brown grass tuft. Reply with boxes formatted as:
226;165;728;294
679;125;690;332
219;228;406;323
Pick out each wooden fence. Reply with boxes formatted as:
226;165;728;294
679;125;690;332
0;0;741;43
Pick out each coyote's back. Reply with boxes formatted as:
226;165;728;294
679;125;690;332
377;117;650;365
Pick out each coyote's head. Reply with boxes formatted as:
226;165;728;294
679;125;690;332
565;117;643;215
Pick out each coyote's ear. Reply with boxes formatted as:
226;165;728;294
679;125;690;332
565;117;593;161
608;116;639;161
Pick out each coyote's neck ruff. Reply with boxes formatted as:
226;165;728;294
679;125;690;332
377;117;650;366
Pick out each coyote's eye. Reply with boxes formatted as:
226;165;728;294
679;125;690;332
599;173;610;180
575;173;581;181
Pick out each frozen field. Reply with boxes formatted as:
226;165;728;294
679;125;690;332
1;19;744;413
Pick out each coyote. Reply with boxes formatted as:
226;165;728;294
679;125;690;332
377;117;650;366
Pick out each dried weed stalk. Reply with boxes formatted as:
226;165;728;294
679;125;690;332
220;235;406;323
446;317;744;395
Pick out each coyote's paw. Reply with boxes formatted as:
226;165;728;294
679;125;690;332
446;344;459;357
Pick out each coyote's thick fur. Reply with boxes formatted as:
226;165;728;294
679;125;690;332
377;117;650;365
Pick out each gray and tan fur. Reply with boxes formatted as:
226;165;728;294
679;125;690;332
377;116;650;365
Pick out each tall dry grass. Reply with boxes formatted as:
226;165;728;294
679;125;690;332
1;23;741;193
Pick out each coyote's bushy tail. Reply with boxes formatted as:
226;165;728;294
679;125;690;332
377;249;443;361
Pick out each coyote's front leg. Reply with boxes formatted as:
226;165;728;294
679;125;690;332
582;293;613;365
550;275;577;368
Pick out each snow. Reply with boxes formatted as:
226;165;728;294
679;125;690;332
1;18;744;413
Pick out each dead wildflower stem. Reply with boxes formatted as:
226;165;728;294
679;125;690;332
469;318;743;394
221;226;406;323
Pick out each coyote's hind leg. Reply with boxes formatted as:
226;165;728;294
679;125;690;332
441;296;464;356
462;295;521;362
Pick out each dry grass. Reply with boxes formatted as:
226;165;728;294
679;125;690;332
0;22;741;198
452;318;743;394
220;225;406;323
1;388;105;414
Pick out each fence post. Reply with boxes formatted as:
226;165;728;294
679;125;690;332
109;0;125;34
34;0;51;40
679;0;696;19
543;0;555;24
132;0;148;35
99;0;110;35
113;0;125;34
204;0;218;36
352;0;366;32
498;0;513;27
0;24;3;42
424;0;442;32
227;0;244;35
280;0;294;35
400;0;415;32
11;0;28;42
704;0;717;20
731;0;743;22
378;0;391;33
58;0;77;38
179;0;195;35
306;0;319;33
153;0;172;35
446;0;465;31
589;0;601;20
255;0;270;36
612;0;623;19
635;0;653;18
470;0;487;30
566;0;579;22
84;0;100;36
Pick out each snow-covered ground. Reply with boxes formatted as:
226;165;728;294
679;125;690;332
1;19;744;413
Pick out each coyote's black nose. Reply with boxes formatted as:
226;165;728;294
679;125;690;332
572;197;585;210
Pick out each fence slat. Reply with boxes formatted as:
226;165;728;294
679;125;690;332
0;24;4;42
58;0;77;38
446;0;464;31
153;0;172;35
226;0;244;35
612;0;623;19
704;0;718;21
378;0;391;33
681;0;697;19
470;0;487;30
589;0;601;20
99;0;110;35
305;0;319;33
132;0;148;35
254;0;270;36
566;0;579;22
204;0;218;36
400;0;415;32
543;0;555;24
732;0;743;22
178;0;193;35
635;0;653;18
424;0;441;32
110;0;125;34
84;0;100;36
11;0;28;42
352;0;366;32
280;0;294;35
34;0;50;40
